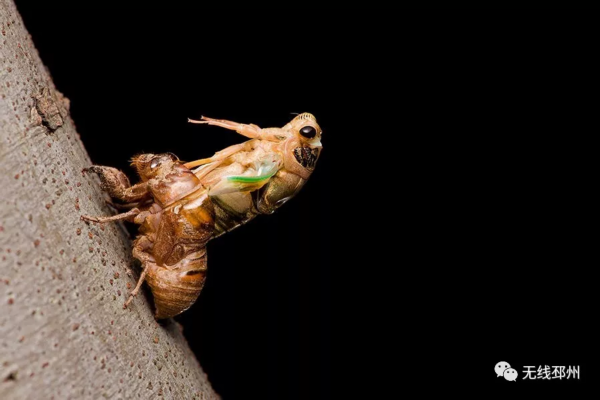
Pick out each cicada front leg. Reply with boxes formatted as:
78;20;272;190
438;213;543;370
85;165;151;204
82;165;155;223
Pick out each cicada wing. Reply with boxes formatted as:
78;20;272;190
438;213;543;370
208;158;280;197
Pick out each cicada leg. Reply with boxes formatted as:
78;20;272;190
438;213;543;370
124;236;155;309
188;115;262;139
124;264;149;309
81;208;141;224
85;165;151;204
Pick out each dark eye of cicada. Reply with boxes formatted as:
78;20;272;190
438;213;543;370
150;157;162;169
299;126;317;139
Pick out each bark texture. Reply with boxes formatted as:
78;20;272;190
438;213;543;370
0;1;218;398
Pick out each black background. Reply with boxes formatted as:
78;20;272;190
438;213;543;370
11;4;599;396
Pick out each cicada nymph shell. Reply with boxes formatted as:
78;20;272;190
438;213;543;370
134;173;215;319
145;249;208;319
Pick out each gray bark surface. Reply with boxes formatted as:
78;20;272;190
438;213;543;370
0;1;218;398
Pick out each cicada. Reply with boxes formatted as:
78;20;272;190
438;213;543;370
82;113;322;318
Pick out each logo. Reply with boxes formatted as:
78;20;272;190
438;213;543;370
496;361;580;381
495;361;518;382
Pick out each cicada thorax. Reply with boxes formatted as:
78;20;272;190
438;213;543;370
149;164;203;208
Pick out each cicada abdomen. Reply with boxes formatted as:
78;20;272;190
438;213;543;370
140;188;215;318
145;248;208;319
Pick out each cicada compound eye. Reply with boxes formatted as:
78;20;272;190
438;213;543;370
299;125;317;139
150;157;162;169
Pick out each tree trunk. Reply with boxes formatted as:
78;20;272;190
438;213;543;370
0;1;218;398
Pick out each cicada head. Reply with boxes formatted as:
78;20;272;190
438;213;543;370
131;152;179;181
283;113;323;180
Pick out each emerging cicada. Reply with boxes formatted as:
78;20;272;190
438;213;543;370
82;113;322;318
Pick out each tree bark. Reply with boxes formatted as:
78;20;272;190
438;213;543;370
0;1;218;398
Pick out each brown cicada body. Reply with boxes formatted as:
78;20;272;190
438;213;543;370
83;113;322;318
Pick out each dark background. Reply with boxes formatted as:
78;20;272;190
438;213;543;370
12;4;599;396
